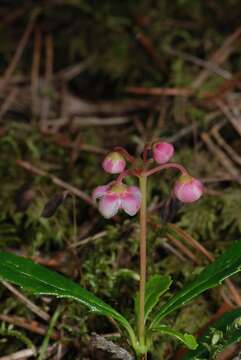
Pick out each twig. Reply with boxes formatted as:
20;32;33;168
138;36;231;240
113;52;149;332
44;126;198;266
167;47;232;79
161;240;186;262
165;123;198;143
0;314;59;340
31;27;42;115
0;9;40;91
72;116;130;126
216;100;241;137
165;234;198;264
16;159;94;206
151;219;200;265
0;349;35;360
2;281;50;321
191;26;241;90
41;34;54;130
42;131;106;154
70;230;107;248
69;132;83;166
201;132;241;185
205;70;241;102
135;31;164;71
56;58;93;81
202;175;235;183
1;8;27;26
169;224;214;262
126;86;191;97
211;122;241;166
91;332;134;360
0;88;18;120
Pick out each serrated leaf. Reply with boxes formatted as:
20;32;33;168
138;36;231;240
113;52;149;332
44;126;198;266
0;252;135;340
152;325;198;350
150;241;241;329
182;308;241;359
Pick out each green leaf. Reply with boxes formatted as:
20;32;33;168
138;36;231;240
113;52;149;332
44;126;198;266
182;308;241;359
135;275;172;324
150;241;241;329
0;252;135;343
152;325;198;350
144;275;172;322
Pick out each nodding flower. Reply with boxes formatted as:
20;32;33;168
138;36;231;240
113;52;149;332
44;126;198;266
102;151;126;174
174;174;203;203
92;183;141;218
152;142;174;164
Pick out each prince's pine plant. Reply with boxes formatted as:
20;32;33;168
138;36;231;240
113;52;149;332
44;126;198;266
0;141;241;359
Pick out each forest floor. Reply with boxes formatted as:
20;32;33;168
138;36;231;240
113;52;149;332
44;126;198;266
0;1;241;359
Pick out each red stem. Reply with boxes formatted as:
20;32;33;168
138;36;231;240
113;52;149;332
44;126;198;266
114;146;136;164
142;144;151;163
145;162;188;177
116;169;133;183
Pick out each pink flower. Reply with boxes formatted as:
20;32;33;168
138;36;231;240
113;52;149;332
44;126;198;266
92;183;141;218
152;142;174;164
102;152;126;174
174;175;204;203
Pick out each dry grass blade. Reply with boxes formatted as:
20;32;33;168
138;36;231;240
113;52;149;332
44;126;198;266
165;234;198;264
191;25;241;90
2;281;49;321
167;47;231;80
161;241;186;261
211;122;241;166
217;100;241;137
205;70;241;102
201;132;241;185
16;159;94;206
168;224;241;306
70;230;107;248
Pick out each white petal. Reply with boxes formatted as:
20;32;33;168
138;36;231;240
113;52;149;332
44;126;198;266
128;186;142;200
99;194;121;218
121;192;141;216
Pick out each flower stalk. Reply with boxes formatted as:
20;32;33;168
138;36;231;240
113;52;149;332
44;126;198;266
139;174;147;355
92;140;204;358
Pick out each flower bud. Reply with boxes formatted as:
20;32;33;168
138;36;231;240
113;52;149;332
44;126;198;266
152;142;174;164
102;152;126;174
174;175;203;203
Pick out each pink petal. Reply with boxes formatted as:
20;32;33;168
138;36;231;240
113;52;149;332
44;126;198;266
99;193;121;218
153;142;174;164
128;186;142;199
121;191;141;216
103;159;126;174
92;185;109;201
174;179;203;203
102;152;126;174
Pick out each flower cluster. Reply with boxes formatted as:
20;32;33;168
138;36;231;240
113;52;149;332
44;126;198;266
93;142;203;218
